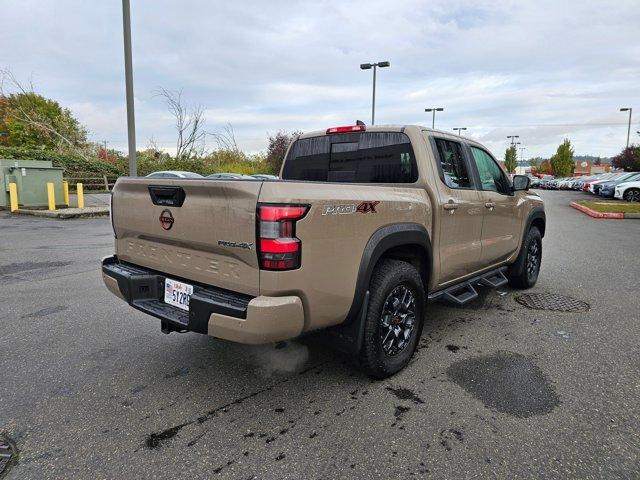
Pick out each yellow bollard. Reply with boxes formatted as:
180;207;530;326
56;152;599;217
77;183;84;208
9;182;18;212
47;182;56;211
63;181;70;207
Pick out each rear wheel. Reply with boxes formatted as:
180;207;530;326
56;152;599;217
360;259;425;379
508;226;542;289
623;188;640;202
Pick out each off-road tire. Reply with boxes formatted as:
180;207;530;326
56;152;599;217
623;188;640;202
360;259;425;379
508;226;542;289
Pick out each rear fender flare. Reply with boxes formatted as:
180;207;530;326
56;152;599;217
325;224;431;355
346;223;431;323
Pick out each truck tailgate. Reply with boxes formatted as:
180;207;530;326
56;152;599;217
111;178;261;296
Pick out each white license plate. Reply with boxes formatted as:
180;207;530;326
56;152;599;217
164;278;194;311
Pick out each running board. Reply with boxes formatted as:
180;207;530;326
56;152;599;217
429;267;508;306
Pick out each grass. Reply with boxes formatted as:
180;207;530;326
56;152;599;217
577;200;640;214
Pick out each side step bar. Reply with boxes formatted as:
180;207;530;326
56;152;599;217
429;267;508;306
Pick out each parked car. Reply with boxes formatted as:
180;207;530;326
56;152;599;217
614;179;640;202
206;173;256;180
572;175;597;191
558;177;575;189
589;173;629;195
251;174;279;180
599;172;640;198
145;171;203;179
103;124;545;378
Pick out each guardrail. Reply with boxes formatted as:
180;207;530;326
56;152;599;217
63;175;118;191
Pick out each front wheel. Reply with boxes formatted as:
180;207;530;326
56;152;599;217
623;188;640;202
360;259;425;379
508;226;542;289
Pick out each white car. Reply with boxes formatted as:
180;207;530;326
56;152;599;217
145;170;203;179
614;180;640;202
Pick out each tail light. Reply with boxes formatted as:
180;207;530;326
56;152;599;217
257;204;308;270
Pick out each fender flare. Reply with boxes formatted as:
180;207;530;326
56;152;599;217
326;223;432;354
509;207;546;276
524;207;546;238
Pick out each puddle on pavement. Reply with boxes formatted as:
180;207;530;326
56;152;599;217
447;351;560;417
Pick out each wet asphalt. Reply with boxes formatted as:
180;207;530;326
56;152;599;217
0;190;639;479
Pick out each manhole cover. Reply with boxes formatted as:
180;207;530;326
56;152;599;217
515;293;590;312
0;437;16;476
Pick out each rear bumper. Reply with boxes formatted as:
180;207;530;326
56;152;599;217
101;256;304;344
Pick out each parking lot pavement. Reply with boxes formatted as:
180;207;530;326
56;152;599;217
1;189;639;479
68;192;110;207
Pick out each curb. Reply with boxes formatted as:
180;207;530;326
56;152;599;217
570;201;631;219
14;207;109;219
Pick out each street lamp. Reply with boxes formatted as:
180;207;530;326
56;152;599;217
507;135;519;145
360;61;390;125
425;107;444;129
122;0;137;176
453;127;467;136
620;107;632;148
519;146;526;164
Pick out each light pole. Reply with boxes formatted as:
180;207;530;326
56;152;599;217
122;0;137;176
425;108;444;129
507;135;519;145
519;146;526;164
453;127;467;136
620;107;632;148
360;61;390;125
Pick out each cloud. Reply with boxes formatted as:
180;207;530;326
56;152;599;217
1;0;638;158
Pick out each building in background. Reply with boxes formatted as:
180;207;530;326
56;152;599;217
573;161;611;176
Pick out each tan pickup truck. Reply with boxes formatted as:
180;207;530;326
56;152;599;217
103;124;545;377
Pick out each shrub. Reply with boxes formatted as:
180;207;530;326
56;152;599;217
0;145;121;176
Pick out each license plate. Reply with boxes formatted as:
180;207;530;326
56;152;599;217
164;278;194;311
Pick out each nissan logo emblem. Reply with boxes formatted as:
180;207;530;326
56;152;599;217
159;209;174;230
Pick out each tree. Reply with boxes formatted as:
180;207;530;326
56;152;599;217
155;88;206;161
503;145;517;173
528;158;538;168
266;130;301;174
538;159;554;174
550;138;575;177
594;156;602;166
612;145;640;172
0;69;88;154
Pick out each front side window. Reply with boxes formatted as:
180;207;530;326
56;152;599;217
470;147;511;194
433;138;471;188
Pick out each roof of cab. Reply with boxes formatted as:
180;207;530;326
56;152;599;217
297;124;476;143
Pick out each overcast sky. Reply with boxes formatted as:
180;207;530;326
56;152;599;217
2;0;639;159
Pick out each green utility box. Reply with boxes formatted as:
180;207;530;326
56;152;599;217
1;159;64;209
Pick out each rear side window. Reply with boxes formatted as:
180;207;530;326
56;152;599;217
433;138;472;188
281;132;417;183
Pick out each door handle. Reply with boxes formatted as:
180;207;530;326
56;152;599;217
485;202;495;209
443;202;458;211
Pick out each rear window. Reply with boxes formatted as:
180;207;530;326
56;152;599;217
281;132;418;183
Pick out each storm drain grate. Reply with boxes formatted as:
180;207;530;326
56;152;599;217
515;293;590;312
0;437;15;476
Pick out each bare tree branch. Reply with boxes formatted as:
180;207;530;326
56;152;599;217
155;87;206;161
209;123;240;153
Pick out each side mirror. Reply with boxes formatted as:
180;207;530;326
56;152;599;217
513;175;530;191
